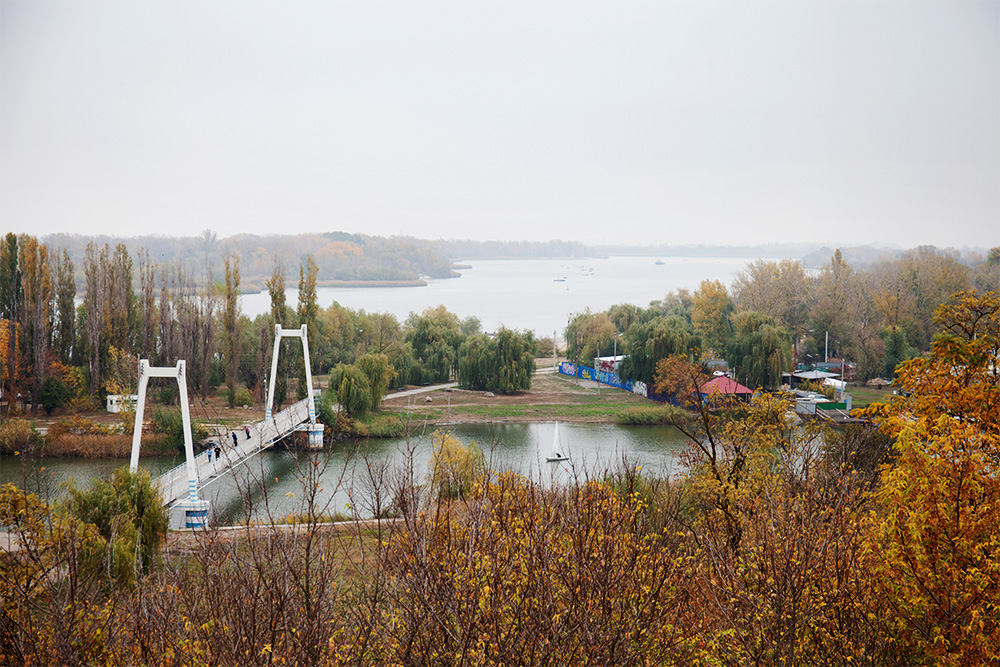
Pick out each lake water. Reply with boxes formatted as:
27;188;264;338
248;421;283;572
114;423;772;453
241;255;762;338
2;423;693;526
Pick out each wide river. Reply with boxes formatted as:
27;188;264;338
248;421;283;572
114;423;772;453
241;255;767;338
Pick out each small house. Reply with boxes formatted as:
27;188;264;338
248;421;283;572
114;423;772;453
699;376;753;407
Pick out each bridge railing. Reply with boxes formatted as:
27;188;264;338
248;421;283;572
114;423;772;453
154;397;313;507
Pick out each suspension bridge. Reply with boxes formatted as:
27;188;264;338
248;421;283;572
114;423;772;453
130;325;323;527
153;392;318;510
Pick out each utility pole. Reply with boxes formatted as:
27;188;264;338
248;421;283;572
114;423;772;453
596;341;600;395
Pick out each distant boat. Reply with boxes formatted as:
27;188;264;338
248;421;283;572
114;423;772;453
546;422;568;462
655;258;664;265
553;277;566;282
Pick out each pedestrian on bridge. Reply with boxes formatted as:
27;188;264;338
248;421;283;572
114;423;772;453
245;425;251;440
214;444;221;460
232;431;238;447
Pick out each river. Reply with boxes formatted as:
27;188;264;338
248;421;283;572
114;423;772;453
2;423;693;526
241;255;764;337
18;255;759;524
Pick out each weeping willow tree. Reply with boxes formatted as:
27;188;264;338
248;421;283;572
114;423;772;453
727;311;792;389
458;328;535;393
327;363;373;418
617;314;701;385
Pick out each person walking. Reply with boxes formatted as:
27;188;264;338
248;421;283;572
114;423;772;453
245;425;251;440
232;431;238;447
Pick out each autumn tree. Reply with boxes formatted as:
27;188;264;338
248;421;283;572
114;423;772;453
861;290;1000;665
607;302;645;333
810;249;854;358
972;246;1000;292
327;363;374;419
222;254;242;408
105;243;135;354
899;246;971;349
19;236;51;414
156;265;175;367
266;258;290;410
0;234;20;412
726;311;792;389
52;249;76;365
137;248;157;360
690;279;734;355
196;261;217;400
731;258;811;336
296;254;319;398
565;309;616;366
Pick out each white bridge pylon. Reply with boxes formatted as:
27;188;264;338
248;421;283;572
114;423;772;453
266;324;316;424
266;324;323;448
129;360;207;526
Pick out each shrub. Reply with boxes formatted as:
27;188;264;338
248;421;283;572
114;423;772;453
428;430;483;500
373;473;692;665
615;404;689;425
353;412;406;438
39;376;73;414
49;416;113;437
43;433;131;458
150;409;207;450
222;386;253;407
64;466;168;577
0;418;39;455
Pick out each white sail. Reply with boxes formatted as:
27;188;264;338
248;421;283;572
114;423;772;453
547;422;568;462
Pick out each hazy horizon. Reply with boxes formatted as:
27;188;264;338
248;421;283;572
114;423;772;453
3;1;998;248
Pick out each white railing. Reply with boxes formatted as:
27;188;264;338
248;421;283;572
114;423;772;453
155;397;312;507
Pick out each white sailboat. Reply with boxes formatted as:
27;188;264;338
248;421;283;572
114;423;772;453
546;422;568;462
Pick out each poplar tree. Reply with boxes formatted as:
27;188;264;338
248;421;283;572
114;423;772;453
52;249;76;365
0;233;21;412
197;260;216;399
137;248;157;360
266;258;288;409
105;243;134;354
19;237;51;414
157;265;175;367
222;254;242;408
296;255;319;398
83;243;106;396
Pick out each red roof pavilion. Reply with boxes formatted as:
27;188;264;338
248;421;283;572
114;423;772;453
699;376;753;396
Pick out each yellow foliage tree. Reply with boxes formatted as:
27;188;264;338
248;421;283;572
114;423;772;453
862;290;1000;665
428;430;484;500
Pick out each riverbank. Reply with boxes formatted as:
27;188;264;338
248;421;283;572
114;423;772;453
380;371;658;424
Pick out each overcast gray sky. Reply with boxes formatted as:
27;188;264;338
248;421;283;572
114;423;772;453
2;0;998;247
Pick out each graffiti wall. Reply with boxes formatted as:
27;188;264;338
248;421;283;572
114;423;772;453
559;362;636;394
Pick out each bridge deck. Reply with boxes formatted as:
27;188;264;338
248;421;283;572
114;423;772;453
155;397;313;507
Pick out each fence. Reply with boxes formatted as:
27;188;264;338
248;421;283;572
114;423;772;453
558;361;673;403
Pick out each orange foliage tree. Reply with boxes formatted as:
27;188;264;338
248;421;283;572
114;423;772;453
862;290;1000;665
